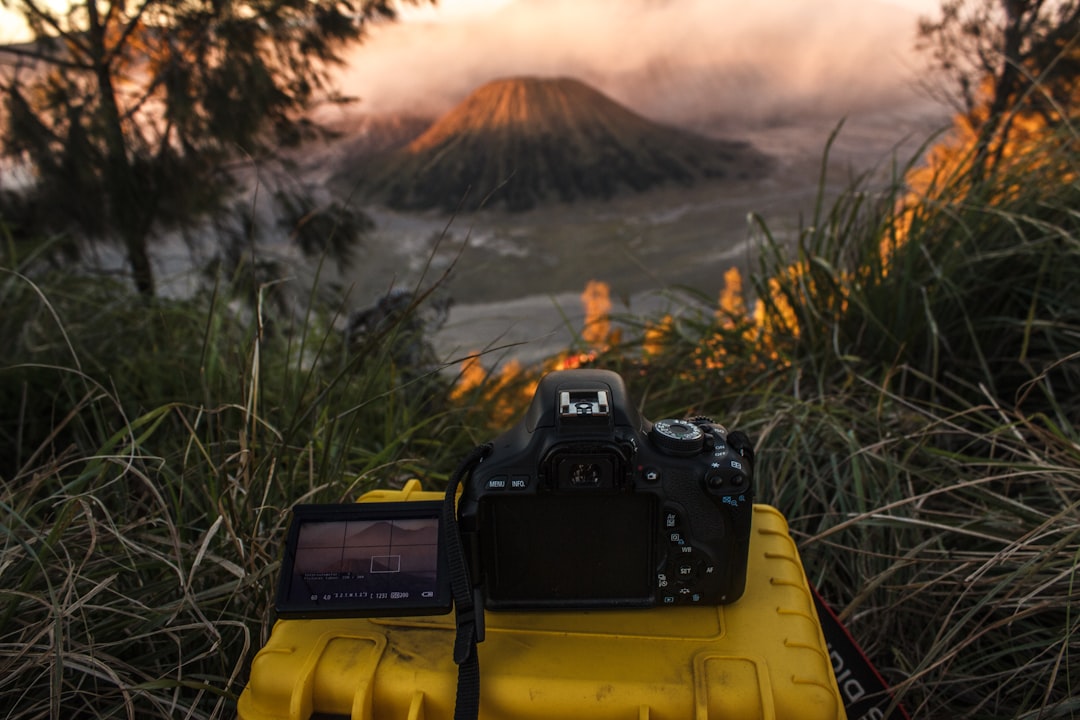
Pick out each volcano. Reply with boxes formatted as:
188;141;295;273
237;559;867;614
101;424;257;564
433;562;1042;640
335;76;773;212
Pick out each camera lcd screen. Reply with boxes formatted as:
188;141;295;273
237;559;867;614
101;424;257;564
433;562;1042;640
275;501;451;618
482;494;656;608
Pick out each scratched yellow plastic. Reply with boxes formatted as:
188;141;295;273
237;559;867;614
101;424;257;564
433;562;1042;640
238;481;845;720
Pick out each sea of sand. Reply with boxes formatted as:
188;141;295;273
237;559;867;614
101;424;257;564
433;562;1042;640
323;107;949;369
121;104;947;370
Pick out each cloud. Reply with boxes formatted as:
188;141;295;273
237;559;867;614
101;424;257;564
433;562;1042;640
335;0;932;127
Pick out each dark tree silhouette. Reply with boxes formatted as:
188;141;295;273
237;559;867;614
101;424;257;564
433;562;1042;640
0;0;426;296
917;0;1080;174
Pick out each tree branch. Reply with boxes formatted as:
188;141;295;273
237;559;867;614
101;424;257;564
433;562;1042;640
15;0;91;58
0;42;90;71
104;0;158;68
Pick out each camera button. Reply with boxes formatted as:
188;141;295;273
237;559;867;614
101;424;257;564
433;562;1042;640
664;508;682;529
706;473;726;491
510;475;529;490
640;466;662;483
485;476;508;490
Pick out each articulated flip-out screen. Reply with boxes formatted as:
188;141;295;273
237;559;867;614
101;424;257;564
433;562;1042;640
275;501;452;618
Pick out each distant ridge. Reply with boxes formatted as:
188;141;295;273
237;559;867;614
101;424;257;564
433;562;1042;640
335;76;773;212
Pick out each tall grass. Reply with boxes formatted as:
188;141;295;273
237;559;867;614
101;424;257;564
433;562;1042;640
0;264;477;718
2;116;1078;718
583;123;1080;718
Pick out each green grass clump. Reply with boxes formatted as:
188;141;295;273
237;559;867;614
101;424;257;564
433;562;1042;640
0;263;475;718
1;116;1078;719
584;124;1080;718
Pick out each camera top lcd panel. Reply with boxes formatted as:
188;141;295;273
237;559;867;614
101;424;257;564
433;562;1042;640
458;369;755;611
275;501;452;618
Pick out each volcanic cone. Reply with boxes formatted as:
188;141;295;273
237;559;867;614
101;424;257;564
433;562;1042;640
337;76;772;212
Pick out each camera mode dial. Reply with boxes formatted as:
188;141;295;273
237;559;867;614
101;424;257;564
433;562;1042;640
650;419;705;456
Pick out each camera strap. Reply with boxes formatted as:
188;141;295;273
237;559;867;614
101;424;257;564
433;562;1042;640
810;586;911;719
442;442;493;720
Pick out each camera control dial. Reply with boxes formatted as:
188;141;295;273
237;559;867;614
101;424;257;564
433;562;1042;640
650;419;705;456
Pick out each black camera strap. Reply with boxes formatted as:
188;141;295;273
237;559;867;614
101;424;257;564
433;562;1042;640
811;586;911;719
441;443;492;720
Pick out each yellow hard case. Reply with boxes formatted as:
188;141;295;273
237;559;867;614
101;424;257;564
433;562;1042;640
239;481;844;720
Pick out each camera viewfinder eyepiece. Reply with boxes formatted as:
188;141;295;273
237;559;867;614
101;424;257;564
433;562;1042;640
553;452;617;490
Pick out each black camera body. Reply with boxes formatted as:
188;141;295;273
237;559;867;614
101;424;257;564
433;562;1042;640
273;369;755;620
458;369;754;610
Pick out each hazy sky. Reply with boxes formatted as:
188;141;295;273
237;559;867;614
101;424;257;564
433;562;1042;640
1;0;944;43
398;0;944;22
326;0;943;129
2;0;946;128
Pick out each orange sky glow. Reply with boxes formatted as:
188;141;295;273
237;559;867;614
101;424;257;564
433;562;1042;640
2;0;945;43
1;0;950;145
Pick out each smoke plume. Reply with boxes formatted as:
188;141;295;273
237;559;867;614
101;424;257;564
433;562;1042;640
334;0;934;130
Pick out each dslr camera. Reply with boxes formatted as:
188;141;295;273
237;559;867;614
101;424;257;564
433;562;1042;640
275;369;754;618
